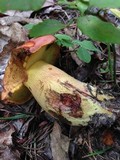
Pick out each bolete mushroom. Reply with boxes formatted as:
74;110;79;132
1;35;115;126
1;35;59;103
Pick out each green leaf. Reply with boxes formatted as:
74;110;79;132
72;39;82;45
76;1;89;15
55;34;72;41
30;19;65;37
57;40;73;47
100;68;109;74
77;15;120;44
55;34;73;47
73;40;100;52
0;0;46;11
58;0;77;9
76;47;91;63
24;23;35;30
0;114;33;120
89;0;120;8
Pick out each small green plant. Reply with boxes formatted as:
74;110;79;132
55;34;73;47
57;0;120;81
55;34;100;63
57;0;120;43
0;0;120;81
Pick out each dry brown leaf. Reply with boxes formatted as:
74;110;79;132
0;126;14;145
5;10;33;18
0;36;9;53
0;146;20;160
50;122;69;160
102;130;114;146
43;0;54;7
0;125;20;159
0;15;41;26
0;23;28;42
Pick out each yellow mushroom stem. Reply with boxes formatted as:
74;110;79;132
24;60;114;126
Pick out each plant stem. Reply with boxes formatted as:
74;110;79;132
107;44;113;80
112;44;117;85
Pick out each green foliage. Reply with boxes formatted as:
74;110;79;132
54;34;99;63
75;40;99;63
73;40;100;52
0;0;119;74
100;67;109;74
55;34;73;47
72;0;89;15
89;0;120;8
77;47;91;63
0;0;46;11
77;15;120;43
59;0;120;9
58;0;120;45
58;0;77;9
76;0;89;15
30;19;65;37
58;0;89;14
74;0;120;80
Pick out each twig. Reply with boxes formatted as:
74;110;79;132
112;44;117;85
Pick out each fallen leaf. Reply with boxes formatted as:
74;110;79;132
0;23;28;42
0;146;20;160
0;123;20;159
5;10;33;18
0;125;14;145
102;130;114;146
0;15;41;26
43;0;54;7
50;122;69;160
0;36;9;53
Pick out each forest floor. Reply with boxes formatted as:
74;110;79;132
0;0;120;160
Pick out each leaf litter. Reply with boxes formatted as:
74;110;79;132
50;122;69;160
0;0;120;160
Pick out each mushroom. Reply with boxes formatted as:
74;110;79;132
1;35;59;104
1;35;115;126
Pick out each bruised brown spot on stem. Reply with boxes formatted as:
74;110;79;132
60;93;83;118
13;48;32;63
8;92;13;97
48;67;52;70
46;90;83;118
